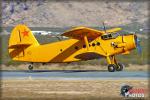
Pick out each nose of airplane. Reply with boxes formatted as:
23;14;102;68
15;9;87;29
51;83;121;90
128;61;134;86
122;34;137;51
123;34;141;53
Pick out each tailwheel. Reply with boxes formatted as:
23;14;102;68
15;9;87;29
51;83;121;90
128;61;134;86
108;64;116;72
116;63;124;71
28;64;33;70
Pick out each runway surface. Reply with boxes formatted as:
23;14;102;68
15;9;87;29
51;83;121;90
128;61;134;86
0;70;148;80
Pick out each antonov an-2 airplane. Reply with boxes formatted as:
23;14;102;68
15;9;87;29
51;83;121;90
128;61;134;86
8;24;141;72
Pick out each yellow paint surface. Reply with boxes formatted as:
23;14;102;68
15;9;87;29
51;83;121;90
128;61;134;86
8;25;136;63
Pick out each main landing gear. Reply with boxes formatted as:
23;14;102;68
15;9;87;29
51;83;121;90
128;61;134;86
106;56;124;72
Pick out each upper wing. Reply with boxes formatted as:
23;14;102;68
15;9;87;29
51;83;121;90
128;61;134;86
105;28;122;33
61;27;104;40
61;27;122;40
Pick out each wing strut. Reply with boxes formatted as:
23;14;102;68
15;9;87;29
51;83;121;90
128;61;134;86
83;35;89;50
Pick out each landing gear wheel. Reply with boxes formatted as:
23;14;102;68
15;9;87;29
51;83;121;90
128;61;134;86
108;64;116;72
116;63;124;71
28;64;33;70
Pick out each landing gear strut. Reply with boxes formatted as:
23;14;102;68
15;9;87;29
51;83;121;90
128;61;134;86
28;63;33;70
106;56;124;72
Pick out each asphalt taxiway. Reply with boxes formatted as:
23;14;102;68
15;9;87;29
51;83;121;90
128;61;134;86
0;70;148;80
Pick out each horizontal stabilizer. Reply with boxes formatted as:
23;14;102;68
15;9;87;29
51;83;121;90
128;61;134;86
8;43;32;49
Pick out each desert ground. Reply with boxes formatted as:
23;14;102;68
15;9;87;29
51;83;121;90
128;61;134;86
0;79;149;100
0;64;149;100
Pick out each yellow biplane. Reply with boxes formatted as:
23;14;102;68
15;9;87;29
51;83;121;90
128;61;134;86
8;24;141;72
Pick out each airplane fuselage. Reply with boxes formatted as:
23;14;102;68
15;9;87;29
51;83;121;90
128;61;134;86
11;34;136;63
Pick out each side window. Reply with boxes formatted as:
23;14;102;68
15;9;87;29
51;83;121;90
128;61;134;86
101;35;107;39
101;33;112;40
108;34;112;38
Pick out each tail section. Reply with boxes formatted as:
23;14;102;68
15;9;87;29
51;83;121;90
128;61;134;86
8;24;39;60
9;24;39;48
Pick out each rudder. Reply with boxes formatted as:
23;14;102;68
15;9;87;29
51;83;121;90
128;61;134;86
9;24;39;47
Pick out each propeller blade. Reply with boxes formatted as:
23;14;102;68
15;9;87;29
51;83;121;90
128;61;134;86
135;37;142;54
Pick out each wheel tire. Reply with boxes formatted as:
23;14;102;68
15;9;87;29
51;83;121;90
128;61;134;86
116;63;124;71
108;64;116;72
28;65;33;70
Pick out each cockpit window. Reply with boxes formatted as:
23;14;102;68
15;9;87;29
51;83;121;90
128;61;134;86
111;33;120;38
101;33;120;40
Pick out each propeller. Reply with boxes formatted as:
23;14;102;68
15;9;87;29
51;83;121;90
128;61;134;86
121;28;142;55
134;35;142;54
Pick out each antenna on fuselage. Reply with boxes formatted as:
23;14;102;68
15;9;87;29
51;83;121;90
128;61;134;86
102;21;107;34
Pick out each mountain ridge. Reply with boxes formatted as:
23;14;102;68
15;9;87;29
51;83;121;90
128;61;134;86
2;1;149;28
